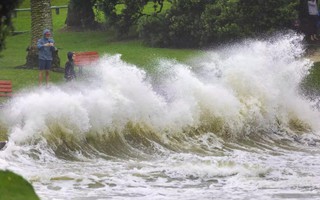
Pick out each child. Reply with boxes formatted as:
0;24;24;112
64;52;76;82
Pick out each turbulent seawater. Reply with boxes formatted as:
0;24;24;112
1;33;320;200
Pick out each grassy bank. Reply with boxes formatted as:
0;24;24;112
0;170;40;200
0;30;198;90
0;0;198;91
3;0;320;92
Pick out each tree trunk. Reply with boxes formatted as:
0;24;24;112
65;0;96;29
25;0;60;69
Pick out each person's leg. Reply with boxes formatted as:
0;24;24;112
39;71;43;85
311;15;319;40
45;70;50;85
44;60;52;86
39;59;45;85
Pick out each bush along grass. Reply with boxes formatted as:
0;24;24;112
0;170;40;200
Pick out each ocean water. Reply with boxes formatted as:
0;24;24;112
1;33;320;200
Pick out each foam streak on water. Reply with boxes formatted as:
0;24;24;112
1;32;320;200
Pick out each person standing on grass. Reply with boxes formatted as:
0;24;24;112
299;0;320;41
307;0;319;41
37;29;55;86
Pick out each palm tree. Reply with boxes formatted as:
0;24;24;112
26;0;60;69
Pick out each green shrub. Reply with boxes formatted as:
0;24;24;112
137;14;170;47
0;170;40;200
138;0;299;48
237;0;299;36
200;0;242;44
164;0;207;48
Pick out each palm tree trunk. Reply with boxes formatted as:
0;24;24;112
25;0;60;69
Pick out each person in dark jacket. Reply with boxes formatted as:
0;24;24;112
37;29;55;86
308;0;319;41
299;0;320;41
64;52;76;82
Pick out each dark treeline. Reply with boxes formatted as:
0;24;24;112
66;0;300;48
0;0;21;52
99;0;299;48
137;0;299;48
5;0;302;49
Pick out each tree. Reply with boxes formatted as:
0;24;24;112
25;0;60;69
138;0;208;48
237;0;298;35
0;0;21;52
99;0;165;37
65;0;97;29
138;0;299;48
200;0;243;44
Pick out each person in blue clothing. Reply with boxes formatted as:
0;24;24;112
37;29;55;86
64;52;76;82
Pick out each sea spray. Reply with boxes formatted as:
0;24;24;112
0;32;319;154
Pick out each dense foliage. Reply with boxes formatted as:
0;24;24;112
85;0;299;47
98;0;165;37
2;0;300;49
0;0;21;51
66;0;96;28
0;170;40;200
237;0;298;35
137;0;299;47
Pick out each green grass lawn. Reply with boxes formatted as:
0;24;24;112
0;0;198;92
300;61;320;94
0;30;198;90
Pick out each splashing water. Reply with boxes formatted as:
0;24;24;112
1;33;320;200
